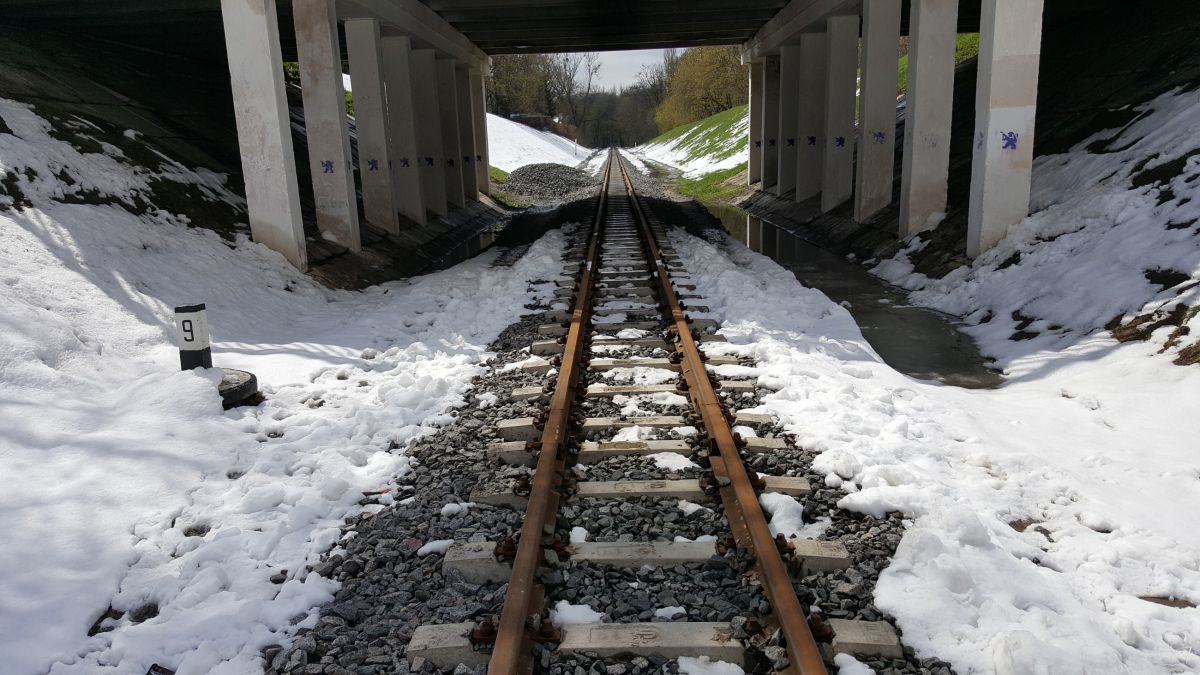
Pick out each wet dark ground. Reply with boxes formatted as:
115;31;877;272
706;202;1004;389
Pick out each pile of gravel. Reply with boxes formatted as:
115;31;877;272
502;163;597;201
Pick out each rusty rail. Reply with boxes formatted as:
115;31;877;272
615;154;829;675
486;153;613;674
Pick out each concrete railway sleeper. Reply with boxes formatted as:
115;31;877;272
406;151;902;674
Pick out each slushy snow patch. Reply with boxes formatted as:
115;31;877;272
416;539;455;557
549;601;605;627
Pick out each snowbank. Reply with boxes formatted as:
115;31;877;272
874;87;1200;369
672;223;1200;674
486;113;591;173
631;106;749;178
0;97;565;674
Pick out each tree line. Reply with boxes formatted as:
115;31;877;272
486;47;748;148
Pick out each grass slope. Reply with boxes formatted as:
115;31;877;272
645;104;749;166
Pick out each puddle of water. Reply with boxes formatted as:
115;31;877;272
705;202;1003;389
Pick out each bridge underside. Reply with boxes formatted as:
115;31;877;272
0;0;1120;271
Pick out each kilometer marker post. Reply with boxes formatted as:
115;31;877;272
174;303;213;370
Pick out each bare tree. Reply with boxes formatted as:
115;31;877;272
548;52;601;137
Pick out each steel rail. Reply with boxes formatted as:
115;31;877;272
615;153;829;675
487;152;614;674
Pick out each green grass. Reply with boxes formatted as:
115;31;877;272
898;33;980;93
489;188;530;209
488;165;509;182
646;105;749;165
674;162;748;203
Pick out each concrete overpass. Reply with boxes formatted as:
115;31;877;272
0;0;1057;269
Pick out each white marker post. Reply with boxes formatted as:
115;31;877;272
174;304;213;370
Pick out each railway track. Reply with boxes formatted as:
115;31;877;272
406;150;902;674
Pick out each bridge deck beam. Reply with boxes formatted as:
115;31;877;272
821;15;858;212
776;45;801;197
436;58;466;209
899;0;959;237
295;0;361;252
760;55;781;192
795;32;826;203
855;0;902;223
747;61;764;186
219;0;307;269
967;0;1045;257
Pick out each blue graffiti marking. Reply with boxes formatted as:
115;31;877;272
399;157;410;168
1001;131;1019;150
755;140;762;148
425;157;435;167
787;138;796;147
807;135;817;146
768;138;776;147
447;159;455;168
835;136;846;148
367;159;379;172
464;155;472;164
872;131;886;144
320;160;334;173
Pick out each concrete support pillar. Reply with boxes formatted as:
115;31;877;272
380;36;427;225
795;33;827;203
470;69;490;196
746;215;763;252
776;46;801;197
410;49;447;217
761;55;780;192
436;58;465;209
346;19;400;233
967;0;1044;257
219;0;306;268
822;15;859;212
294;0;359;251
455;67;479;200
747;62;764;185
899;0;959;237
855;0;902;222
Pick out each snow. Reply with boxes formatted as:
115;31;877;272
415;539;454;557
569;526;589;544
834;653;876;675
760;492;832;540
486;113;592;173
672;201;1200;675
874;87;1200;366
676;656;744;675
648;452;698;471
0;97;566;674
630;109;749;178
548;601;604;627
654;606;686;620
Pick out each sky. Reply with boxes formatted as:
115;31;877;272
592;48;668;91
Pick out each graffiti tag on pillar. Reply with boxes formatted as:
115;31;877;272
399;157;410;168
367;159;379;172
425;157;435;167
447;159;455;168
321;160;334;173
787;138;795;147
463;155;472;165
755;140;762;148
807;136;817;146
1001;131;1019;150
872;131;887;144
768;138;776;147
835;137;846;148
476;154;483;162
